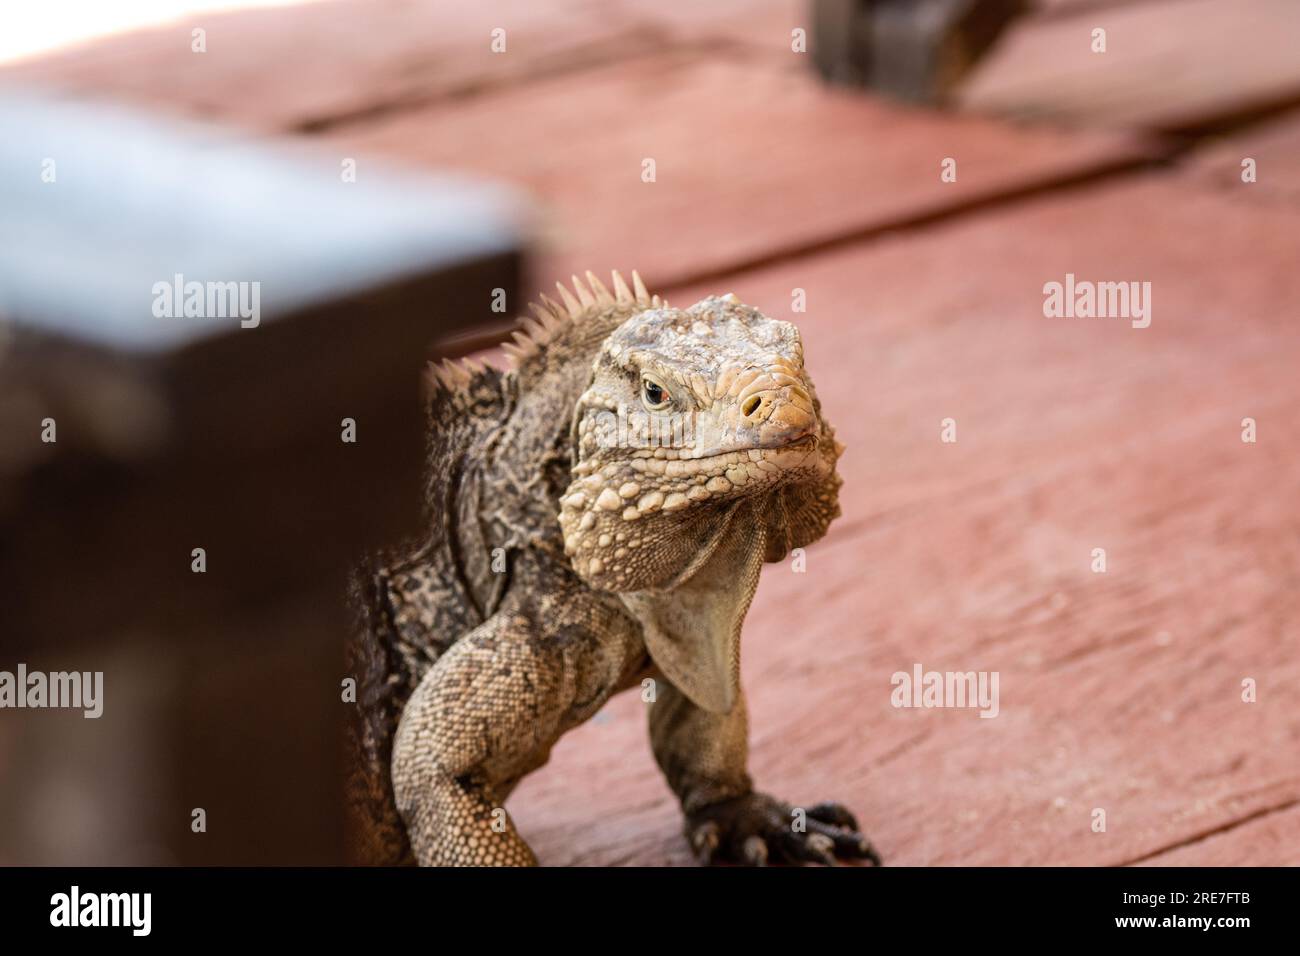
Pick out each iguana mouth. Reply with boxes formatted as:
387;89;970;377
683;432;817;461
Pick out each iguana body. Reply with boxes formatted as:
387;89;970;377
349;271;878;867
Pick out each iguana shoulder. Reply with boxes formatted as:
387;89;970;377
346;357;507;864
346;271;659;863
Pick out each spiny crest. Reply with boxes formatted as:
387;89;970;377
421;270;663;397
422;354;490;398
503;270;663;370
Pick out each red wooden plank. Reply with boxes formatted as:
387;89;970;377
0;0;661;132
606;0;806;54
330;51;1153;290
958;0;1300;131
1135;803;1300;866
512;172;1300;865
1187;112;1300;208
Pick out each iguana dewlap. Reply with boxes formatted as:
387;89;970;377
349;271;879;867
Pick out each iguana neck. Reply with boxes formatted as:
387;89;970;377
618;503;767;714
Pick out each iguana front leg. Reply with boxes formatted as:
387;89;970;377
391;614;548;866
392;591;641;866
649;682;881;866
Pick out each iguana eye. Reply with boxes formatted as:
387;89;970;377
641;375;671;411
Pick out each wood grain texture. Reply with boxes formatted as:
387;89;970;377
330;51;1153;290
513;172;1300;865
1185;111;1300;207
1135;803;1300;866
603;0;806;54
0;0;663;132
957;0;1300;131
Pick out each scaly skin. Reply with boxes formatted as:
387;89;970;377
349;271;879;867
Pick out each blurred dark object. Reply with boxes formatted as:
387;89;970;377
0;93;527;864
812;0;1030;102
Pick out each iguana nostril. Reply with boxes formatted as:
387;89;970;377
741;395;762;418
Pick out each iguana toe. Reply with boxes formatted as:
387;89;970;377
687;792;881;867
807;801;882;864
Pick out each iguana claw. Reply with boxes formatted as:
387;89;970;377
686;792;882;867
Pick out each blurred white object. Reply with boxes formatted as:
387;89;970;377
0;0;329;66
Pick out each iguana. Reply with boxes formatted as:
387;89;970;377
348;270;879;867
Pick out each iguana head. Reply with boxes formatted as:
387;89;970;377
554;277;843;712
560;291;842;586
